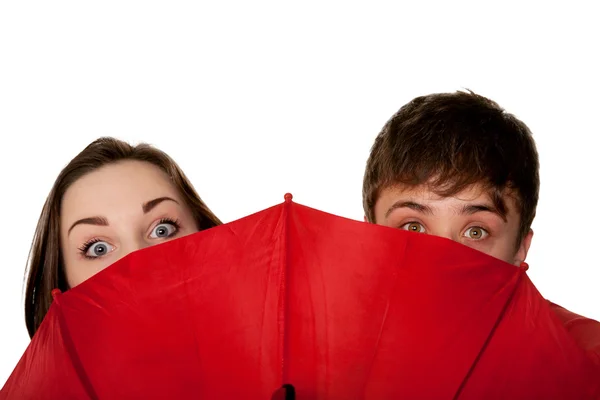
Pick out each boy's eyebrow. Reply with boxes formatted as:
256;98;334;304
384;201;508;222
460;204;508;222
385;201;433;218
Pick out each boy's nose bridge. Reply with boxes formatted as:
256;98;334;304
431;227;456;242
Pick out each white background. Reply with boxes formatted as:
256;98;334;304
1;1;598;387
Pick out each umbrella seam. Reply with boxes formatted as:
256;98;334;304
53;296;100;400
360;234;407;398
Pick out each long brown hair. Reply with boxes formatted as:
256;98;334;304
24;137;222;338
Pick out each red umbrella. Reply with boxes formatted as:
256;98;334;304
2;194;599;399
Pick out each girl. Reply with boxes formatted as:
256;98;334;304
24;137;221;338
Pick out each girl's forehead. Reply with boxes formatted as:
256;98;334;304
60;161;181;220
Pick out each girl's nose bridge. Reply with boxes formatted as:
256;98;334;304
122;236;152;256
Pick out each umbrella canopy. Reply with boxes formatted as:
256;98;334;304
2;195;599;399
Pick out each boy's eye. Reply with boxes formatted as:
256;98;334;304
85;241;114;258
464;227;488;240
400;222;426;233
149;222;178;239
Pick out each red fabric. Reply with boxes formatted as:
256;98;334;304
2;198;599;399
550;302;600;364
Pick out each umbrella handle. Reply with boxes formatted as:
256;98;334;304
271;384;295;400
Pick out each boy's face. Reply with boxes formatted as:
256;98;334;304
371;184;533;266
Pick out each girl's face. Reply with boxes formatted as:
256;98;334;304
60;160;199;287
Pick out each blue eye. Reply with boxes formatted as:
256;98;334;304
149;221;178;239
81;240;114;259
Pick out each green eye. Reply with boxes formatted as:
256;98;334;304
401;222;425;233
465;227;488;240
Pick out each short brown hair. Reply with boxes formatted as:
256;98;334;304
363;90;539;243
24;137;222;338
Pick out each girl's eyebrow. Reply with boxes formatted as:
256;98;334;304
142;196;179;213
68;216;108;235
68;196;180;236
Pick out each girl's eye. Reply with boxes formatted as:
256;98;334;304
464;227;489;240
149;222;178;239
400;222;426;233
83;241;114;258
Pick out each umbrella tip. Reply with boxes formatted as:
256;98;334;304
51;288;62;300
520;261;529;271
284;193;293;202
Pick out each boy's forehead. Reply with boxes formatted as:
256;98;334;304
385;183;488;199
378;182;520;211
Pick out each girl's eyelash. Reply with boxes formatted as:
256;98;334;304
152;217;182;238
78;238;102;256
158;217;181;228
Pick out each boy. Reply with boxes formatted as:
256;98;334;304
362;90;600;355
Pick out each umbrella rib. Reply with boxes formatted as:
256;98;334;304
451;271;524;400
278;198;292;386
